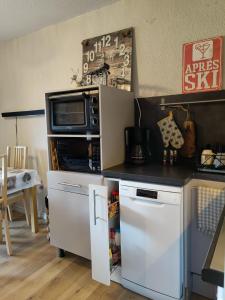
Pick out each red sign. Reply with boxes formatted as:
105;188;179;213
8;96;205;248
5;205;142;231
182;36;223;93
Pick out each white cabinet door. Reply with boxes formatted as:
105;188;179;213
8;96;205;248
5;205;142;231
48;188;91;259
89;184;111;285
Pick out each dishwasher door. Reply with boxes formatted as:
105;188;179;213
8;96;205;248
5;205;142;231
120;182;183;299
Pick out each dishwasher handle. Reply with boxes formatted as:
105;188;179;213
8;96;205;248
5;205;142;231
130;196;165;207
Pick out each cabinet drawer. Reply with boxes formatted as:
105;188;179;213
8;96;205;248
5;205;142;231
48;188;91;259
48;171;103;195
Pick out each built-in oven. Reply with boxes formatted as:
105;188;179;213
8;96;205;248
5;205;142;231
48;90;99;134
52;137;101;173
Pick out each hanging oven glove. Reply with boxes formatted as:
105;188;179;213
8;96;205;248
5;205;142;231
180;120;196;158
157;116;172;148
157;116;184;149
170;122;184;149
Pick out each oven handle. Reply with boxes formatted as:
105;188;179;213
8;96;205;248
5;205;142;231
58;182;82;188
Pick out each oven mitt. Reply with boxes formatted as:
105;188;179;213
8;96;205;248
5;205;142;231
180;120;196;158
157;116;172;148
157;116;184;149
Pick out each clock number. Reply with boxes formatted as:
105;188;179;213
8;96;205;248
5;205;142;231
86;75;92;85
101;35;111;48
87;50;95;62
94;41;102;53
114;36;119;48
123;54;130;67
119;43;125;56
121;67;125;77
105;34;111;47
83;62;89;74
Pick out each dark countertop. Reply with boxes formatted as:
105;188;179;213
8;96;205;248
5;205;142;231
102;163;225;186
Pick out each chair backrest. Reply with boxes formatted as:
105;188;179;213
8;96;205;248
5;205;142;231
13;146;28;169
6;146;11;167
0;155;7;206
7;146;28;169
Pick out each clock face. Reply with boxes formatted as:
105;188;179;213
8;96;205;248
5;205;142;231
82;28;133;91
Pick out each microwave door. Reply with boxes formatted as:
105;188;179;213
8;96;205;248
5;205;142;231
51;96;88;133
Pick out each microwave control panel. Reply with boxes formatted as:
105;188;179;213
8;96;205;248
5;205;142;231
88;93;99;131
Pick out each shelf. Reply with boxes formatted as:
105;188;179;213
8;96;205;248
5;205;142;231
47;134;101;138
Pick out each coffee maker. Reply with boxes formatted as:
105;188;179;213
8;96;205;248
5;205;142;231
125;127;151;164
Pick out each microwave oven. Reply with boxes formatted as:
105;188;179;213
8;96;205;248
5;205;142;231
48;90;99;134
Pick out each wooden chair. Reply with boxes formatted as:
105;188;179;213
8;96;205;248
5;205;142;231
6;146;11;168
6;146;30;225
0;155;12;255
7;146;28;169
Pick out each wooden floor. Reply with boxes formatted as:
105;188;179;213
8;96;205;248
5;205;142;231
0;214;210;300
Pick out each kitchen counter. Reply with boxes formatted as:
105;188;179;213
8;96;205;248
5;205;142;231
102;163;225;186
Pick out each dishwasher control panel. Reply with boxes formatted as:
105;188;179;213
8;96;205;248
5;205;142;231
120;181;182;205
137;189;158;199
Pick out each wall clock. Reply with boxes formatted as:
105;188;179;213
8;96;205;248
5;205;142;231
82;27;133;91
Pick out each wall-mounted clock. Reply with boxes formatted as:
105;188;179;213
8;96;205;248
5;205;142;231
82;27;133;91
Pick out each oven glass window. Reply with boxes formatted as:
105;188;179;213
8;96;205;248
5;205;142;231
53;100;85;126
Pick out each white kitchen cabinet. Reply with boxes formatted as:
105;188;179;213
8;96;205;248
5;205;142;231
45;85;134;172
48;170;103;259
48;188;91;259
45;85;134;260
89;180;184;300
89;180;121;286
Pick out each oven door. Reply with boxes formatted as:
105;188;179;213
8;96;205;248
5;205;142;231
50;94;89;133
55;137;101;173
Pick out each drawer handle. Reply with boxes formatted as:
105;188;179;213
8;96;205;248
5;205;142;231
93;190;97;225
58;182;82;188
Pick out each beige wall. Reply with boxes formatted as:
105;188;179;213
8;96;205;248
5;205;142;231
0;0;224;211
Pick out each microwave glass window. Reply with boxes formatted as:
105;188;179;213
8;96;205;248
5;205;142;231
53;101;86;126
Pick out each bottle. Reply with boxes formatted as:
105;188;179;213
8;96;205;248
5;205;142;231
115;229;120;247
163;149;167;165
170;150;174;166
111;190;119;203
173;150;177;163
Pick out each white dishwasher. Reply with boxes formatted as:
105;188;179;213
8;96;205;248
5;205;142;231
120;180;183;300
